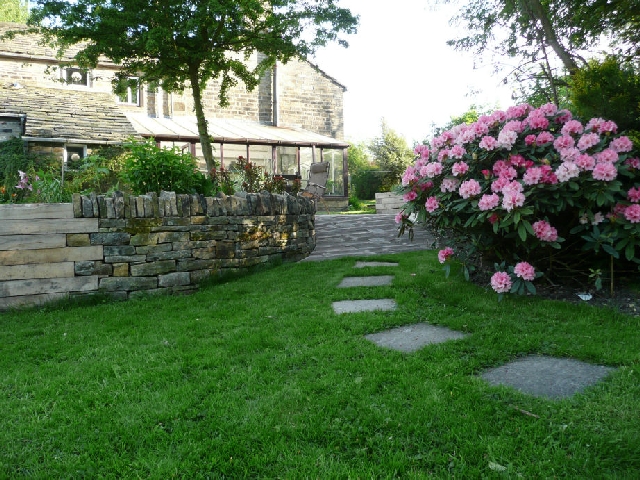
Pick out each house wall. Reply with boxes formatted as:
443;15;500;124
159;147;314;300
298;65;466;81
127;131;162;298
0;192;316;310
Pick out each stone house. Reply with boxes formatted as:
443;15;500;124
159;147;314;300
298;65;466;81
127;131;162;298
0;22;349;206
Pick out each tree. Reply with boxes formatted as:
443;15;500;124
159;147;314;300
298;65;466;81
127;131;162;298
27;1;358;171
439;0;640;105
570;57;640;132
368;120;414;192
348;142;381;200
0;0;28;23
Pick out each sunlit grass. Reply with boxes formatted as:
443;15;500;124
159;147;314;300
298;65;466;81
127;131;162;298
1;250;639;477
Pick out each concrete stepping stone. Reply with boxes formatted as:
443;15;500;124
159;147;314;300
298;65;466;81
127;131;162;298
354;261;399;268
365;323;467;353
332;299;397;314
481;355;615;399
338;275;394;288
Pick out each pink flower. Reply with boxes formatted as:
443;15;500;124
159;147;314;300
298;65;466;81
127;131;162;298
561;119;584;136
419;180;434;191
592;212;605;225
450;144;466;159
592;162;617;181
600;120;618;134
610;136;634;153
509;154;527;167
585;118;605;132
528;115;550;130
479;136;498;151
402;166;418;186
491;176;510;193
420;162;443;178
458;179;481;199
536;131;554;145
513;261;536;281
440;177;459;193
575;154;596;171
577;133;601;151
414;144;430;159
488;213;499;224
533;220;558;242
539;103;558;116
502;192;525;212
594;149;619;164
437;149;450;162
560;147;580;162
394;212;406;224
497;130;518;149
502;180;523;195
523;167;543;186
473;122;489;136
525;134;537;146
502;120;524;133
628;187;640;203
553;135;575;150
624;204;640;223
555;162;580;182
556;109;572;124
491;271;512;293
625;158;640;169
452;161;469;177
478;193;500;211
438;247;454;264
403;190;418;202
425;196;439;213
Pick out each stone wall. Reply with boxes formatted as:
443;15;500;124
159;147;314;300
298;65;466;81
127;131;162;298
375;192;404;215
0;192;315;310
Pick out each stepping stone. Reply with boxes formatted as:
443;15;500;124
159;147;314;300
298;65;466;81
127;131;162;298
365;323;467;353
354;261;399;268
332;299;397;314
481;355;615;399
338;275;394;288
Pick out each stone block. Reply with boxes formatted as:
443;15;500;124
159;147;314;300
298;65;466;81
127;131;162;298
130;233;158;246
190;269;216;283
67;233;91;247
104;245;136;256
192;247;217;259
147;250;192;262
104;255;147;264
90;232;131;246
135;243;172;255
177;258;219;271
158;271;190;287
129;260;176;276
156;231;189;243
191;230;225;241
100;276;158;291
113;263;129;277
98;219;127;229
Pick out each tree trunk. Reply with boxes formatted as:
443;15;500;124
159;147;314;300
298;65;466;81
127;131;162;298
188;63;216;172
520;0;579;74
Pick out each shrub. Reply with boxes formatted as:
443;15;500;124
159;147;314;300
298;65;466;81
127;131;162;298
397;103;640;296
121;138;209;195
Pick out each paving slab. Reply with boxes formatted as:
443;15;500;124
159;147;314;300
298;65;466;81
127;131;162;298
303;214;435;261
332;299;397;314
354;261;399;268
337;275;394;288
481;355;616;399
365;323;468;353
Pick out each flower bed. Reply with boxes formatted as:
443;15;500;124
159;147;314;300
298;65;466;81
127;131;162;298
397;103;640;297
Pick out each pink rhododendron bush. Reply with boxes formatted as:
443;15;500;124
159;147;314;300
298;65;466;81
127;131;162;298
397;103;640;296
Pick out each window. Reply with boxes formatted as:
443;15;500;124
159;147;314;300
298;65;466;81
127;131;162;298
63;67;90;87
117;77;140;105
65;145;86;169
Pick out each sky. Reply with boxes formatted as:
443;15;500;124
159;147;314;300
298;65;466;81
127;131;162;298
309;0;516;145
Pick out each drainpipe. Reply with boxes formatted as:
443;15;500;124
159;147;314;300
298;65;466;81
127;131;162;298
272;63;278;127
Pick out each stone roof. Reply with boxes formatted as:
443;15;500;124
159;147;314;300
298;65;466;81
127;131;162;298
0;22;82;62
0;82;138;142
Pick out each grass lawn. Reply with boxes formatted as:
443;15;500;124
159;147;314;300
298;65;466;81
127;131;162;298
1;250;639;477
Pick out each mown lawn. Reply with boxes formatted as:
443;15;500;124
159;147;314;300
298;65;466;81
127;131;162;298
1;250;639;478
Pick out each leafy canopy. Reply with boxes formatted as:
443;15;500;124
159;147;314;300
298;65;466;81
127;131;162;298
0;0;28;23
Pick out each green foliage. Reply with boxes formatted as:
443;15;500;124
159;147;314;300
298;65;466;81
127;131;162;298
570;57;640;132
347;142;381;200
368;121;414;192
29;0;358;171
209;165;236;195
235;156;263;193
0;0;28;23
64;147;128;195
121;139;209;195
0;137;30;202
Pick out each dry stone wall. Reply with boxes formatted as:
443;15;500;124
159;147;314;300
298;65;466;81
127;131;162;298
0;192;316;310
